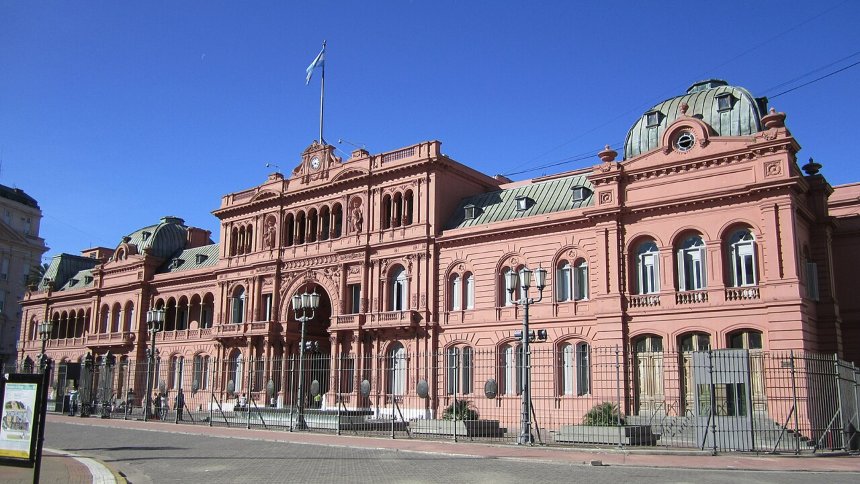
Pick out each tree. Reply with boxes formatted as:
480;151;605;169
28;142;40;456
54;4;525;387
27;262;49;287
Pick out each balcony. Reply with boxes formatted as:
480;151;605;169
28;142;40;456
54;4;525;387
725;286;760;301
212;321;278;338
85;331;135;347
159;328;214;342
628;294;661;308
675;290;708;305
334;314;364;329
365;310;418;330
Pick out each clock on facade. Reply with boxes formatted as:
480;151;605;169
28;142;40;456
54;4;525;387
310;156;321;170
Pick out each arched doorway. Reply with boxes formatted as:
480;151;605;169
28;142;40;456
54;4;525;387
284;282;333;410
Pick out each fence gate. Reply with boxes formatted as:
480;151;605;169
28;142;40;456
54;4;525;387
693;349;754;451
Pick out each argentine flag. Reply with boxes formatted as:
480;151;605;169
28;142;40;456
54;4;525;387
305;45;325;85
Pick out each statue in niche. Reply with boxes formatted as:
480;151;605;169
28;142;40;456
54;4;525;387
350;200;363;233
264;218;277;249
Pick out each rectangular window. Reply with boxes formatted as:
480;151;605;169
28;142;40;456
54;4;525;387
262;293;273;321
576;344;590;396
465;275;474;309
556;266;571;302
451;276;461;311
0;258;8;280
574;263;588;301
0;291;5;313
348;284;361;314
806;262;819;301
446;348;459;395
640;254;658;294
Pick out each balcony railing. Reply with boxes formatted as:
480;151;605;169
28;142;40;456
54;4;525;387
365;310;417;329
85;331;134;346
725;286;760;301
675;290;708;305
629;294;661;308
335;314;364;328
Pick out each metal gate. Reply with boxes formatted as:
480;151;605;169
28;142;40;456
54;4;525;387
693;349;754;451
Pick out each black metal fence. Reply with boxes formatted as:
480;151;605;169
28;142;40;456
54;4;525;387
9;348;859;453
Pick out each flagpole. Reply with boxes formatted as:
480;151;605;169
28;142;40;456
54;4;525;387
319;40;326;145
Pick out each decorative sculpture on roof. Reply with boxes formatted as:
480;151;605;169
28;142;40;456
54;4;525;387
350;198;363;233
264;216;277;249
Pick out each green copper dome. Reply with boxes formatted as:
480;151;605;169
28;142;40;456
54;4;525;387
624;80;769;160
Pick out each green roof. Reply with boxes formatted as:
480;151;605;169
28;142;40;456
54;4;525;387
624;79;767;160
445;174;593;230
61;269;94;290
115;216;200;260
40;254;99;291
158;244;220;274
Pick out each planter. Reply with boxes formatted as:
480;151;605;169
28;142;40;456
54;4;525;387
410;419;507;437
554;424;657;446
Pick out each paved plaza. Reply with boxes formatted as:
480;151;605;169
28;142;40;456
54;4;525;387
2;415;856;483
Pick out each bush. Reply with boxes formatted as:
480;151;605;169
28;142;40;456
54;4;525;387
582;402;624;426
442;399;479;421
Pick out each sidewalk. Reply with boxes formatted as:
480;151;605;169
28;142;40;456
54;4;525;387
1;447;119;484
45;414;860;474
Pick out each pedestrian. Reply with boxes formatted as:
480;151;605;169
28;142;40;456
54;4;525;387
160;393;169;420
238;393;247;409
153;392;162;420
175;389;185;421
68;387;78;416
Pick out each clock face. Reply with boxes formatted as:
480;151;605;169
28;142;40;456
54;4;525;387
310;156;321;170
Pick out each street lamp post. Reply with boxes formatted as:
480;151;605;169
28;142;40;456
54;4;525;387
37;320;55;372
291;288;320;430
507;266;547;445
143;308;165;422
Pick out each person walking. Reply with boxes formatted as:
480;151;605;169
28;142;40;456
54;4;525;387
68;387;79;416
175;389;185;421
160;393;169;420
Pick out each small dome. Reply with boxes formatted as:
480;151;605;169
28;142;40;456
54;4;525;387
624;80;768;160
115;217;189;260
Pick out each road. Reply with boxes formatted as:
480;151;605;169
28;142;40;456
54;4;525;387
44;421;858;483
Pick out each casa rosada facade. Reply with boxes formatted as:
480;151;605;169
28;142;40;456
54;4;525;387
17;80;860;423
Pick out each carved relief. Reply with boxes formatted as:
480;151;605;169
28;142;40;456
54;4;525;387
599;191;613;205
764;160;782;178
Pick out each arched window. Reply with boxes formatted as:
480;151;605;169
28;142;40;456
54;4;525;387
573;260;588;301
230;227;238;256
201;293;215;329
679;332;710;352
320;206;331;241
446;345;474;395
560;342;591;396
284;213;295;247
403;190;414;225
228;350;243;394
390;267;408;311
100;305;110;333
677;235;706;291
556;261;572;302
193;354;211;391
502;267;515;306
728;229;757;287
393;192;403;228
728;329;762;350
332;203;343;238
296;211;306;244
245;225;253;253
177;296;189;330
636;241;660;294
382;195;392;230
124;302;135;332
387;343;406;395
170;355;184;390
500;343;523;396
633;334;664;414
307;208;318;243
449;273;461;310
464;272;475;310
231;287;245;324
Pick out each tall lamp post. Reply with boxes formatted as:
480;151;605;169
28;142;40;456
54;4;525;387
291;287;320;430
507;266;547;445
143;308;165;422
37;320;55;371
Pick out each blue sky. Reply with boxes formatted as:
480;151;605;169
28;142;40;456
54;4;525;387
2;1;859;260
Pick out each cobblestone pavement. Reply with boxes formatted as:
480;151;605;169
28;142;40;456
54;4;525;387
44;417;860;484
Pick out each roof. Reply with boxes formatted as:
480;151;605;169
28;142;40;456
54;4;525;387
114;216;201;260
157;243;220;274
60;269;94;290
0;183;39;209
445;174;594;230
624;80;768;160
39;254;99;291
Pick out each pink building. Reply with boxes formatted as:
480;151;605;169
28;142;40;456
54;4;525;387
17;80;860;449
